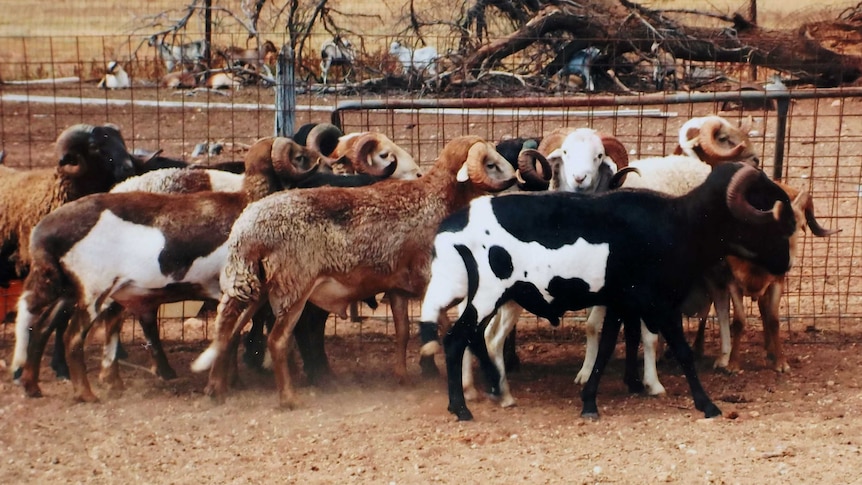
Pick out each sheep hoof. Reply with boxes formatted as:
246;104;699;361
52;364;70;381
12;367;22;381
448;404;474;421
625;378;645;394
204;384;226;405
74;392;100;404
23;383;43;398
701;403;722;419
581;401;600;420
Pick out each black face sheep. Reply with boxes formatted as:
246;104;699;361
419;162;797;421
191;136;518;408
10;137;321;401
0;123;137;287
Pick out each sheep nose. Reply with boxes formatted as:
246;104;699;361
575;175;587;184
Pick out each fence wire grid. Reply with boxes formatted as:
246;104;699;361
1;33;861;352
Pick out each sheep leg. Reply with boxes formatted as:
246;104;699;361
138;308;177;380
574;305;604;385
640;322;666;395
693;316;708;359
759;283;789;372
649;312;721;418
98;303;126;394
623;317;645;394
201;296;260;403
17;297;71;397
712;285;734;370
50;320;70;380
443;309;481;421
64;307;99;403
483;302;521;407
293;303;334;386
267;301;309;409
503;326;520;373
580;306;624;419
725;283;746;372
388;293;411;385
242;304;272;371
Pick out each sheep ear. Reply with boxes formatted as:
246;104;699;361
456;161;470;182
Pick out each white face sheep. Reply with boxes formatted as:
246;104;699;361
420;162;797;421
148;35;208;73
191;136;517;408
320;37;355;85
97;61;131;90
10;137;322;401
389;41;439;77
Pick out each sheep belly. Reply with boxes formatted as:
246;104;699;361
60;211;225;308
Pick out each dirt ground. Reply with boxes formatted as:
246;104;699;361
1;84;862;483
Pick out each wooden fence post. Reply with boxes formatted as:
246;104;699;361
274;44;295;137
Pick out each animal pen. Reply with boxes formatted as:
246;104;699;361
0;32;861;357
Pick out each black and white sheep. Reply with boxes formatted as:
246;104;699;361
320;37;355;85
97;61;131;89
191;136;518;408
389;41;439;77
10;137;323;401
419;162;797;421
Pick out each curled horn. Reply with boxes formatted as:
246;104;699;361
699;117;747;164
305;123;343;156
270;137;319;181
608;166;640;189
466;141;516;192
726;164;781;224
797;192;841;237
516;148;552;190
599;134;629;168
352;134;397;177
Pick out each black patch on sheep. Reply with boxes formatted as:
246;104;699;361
488;245;513;280
439;208;469;234
490;193;590;250
454;244;479;301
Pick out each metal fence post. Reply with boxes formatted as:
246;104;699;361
274;44;295;137
772;95;791;181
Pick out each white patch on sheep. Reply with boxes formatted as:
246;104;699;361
60;211;226;315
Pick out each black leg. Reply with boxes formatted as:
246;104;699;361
138;308;177;380
293;304;333;385
444;307;479;421
50;318;70;380
580;306;623;419
650;313;722;418
623;315;645;394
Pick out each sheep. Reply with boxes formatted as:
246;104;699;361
0;124;138;287
650;42;679;91
420;162;797;421
556;47;601;92
97;61;130;89
10;137;325;401
320;37;355;85
330;131;422;180
389;41;439;77
111;166;245;194
691;183;839;372
161;70;199;89
148;35;208;73
219;40;277;74
190;136;518;407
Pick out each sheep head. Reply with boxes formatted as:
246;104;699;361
676;115;758;167
344;132;421;180
546;128;628;193
440;136;516;192
243;137;320;198
55;123;137;195
304;123;343;157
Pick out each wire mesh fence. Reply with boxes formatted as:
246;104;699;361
1;32;861;352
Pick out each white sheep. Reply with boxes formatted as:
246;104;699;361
97;61;130;89
191;136;517;408
389;41;438;77
320;37;355;85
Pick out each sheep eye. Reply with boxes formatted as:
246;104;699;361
379;152;390;159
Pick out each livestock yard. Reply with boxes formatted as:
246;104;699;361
3;0;862;483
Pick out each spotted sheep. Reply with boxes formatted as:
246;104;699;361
419;162;797;421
